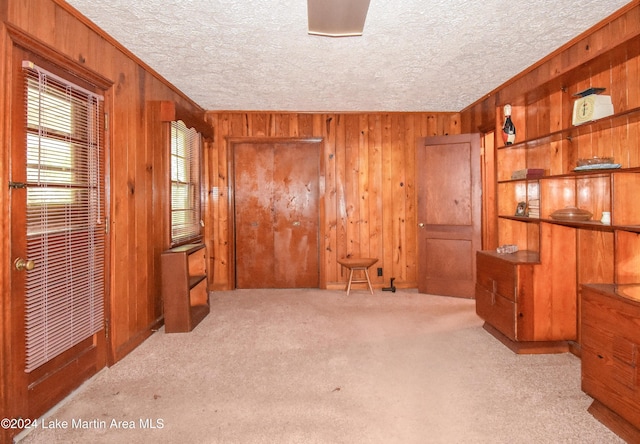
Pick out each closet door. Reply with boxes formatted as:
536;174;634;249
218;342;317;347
234;143;277;287
234;141;320;288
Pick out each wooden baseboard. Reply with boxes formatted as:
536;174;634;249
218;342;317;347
588;399;640;443
482;322;570;354
568;340;582;358
110;317;163;363
325;282;417;291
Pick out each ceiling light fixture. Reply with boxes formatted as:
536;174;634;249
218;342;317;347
307;0;371;37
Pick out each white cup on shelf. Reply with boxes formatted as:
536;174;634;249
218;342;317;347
600;211;611;225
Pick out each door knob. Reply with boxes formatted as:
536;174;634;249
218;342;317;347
418;223;425;228
14;258;35;271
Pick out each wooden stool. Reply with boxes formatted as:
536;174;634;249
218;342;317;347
337;257;378;296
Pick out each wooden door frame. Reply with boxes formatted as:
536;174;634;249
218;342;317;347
227;137;325;289
2;25;113;440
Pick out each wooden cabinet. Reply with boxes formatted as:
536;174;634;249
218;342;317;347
581;284;640;442
476;32;640;353
476;250;574;353
160;243;210;333
476;251;534;342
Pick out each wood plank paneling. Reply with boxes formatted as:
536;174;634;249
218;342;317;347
367;115;383;281
0;1;636;441
1;0;210;374
381;114;395;285
390;114;407;282
461;2;640;250
204;112;460;290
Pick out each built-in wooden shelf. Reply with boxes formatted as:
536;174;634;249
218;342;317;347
497;107;640;152
473;9;640;440
479;28;640;359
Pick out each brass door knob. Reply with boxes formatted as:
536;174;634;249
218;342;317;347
418;223;425;228
14;258;35;271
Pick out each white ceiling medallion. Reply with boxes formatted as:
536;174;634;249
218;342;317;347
307;0;371;37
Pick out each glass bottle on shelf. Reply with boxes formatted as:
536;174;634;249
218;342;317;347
502;104;516;145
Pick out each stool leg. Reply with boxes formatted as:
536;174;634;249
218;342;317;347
346;268;354;296
364;268;373;295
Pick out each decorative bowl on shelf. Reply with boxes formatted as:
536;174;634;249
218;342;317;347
549;207;593;221
574;156;621;171
576;156;614;167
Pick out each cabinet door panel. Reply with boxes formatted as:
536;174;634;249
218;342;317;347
535;223;576;340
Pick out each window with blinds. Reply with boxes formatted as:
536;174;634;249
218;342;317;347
170;120;202;245
22;61;105;372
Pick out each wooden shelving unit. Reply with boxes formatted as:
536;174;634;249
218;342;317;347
160;243;210;333
476;32;640;354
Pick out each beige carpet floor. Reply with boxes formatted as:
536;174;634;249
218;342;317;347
17;288;623;444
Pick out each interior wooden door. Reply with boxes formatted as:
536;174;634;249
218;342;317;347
7;49;108;425
416;134;481;298
234;141;320;288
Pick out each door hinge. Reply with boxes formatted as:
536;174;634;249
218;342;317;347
104;112;109;130
104;318;110;339
8;181;27;189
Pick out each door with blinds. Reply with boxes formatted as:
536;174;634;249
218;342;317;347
8;52;108;420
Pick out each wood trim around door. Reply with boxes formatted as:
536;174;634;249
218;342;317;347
227;137;324;289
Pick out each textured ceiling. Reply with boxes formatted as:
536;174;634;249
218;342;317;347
66;0;631;112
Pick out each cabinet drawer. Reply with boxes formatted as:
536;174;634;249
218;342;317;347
476;284;515;339
581;285;640;429
582;347;640;428
476;254;516;302
582;288;640;354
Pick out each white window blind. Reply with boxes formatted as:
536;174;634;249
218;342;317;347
22;61;105;372
171;120;202;245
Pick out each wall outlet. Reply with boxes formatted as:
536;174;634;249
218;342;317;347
377;267;383;276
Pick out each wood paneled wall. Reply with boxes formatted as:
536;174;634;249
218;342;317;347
460;2;640;250
204;112;460;290
462;4;640;134
0;0;208;367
